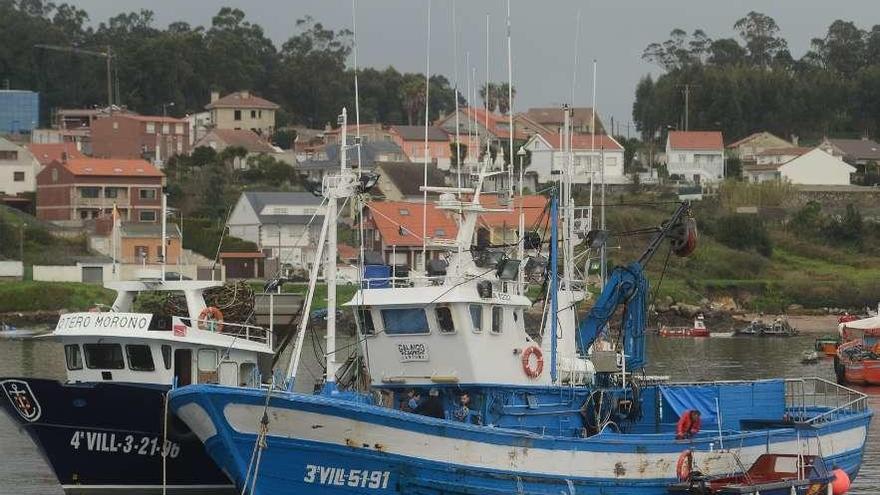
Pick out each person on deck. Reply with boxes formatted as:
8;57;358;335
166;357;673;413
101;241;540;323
402;389;421;412
676;410;701;439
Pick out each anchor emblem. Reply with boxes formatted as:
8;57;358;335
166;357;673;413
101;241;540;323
1;380;42;422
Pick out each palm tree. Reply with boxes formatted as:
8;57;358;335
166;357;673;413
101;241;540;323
400;78;426;125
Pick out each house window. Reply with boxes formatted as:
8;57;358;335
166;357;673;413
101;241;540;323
80;187;100;198
139;188;157;200
234;110;242;121
251;110;257;118
469;305;483;333
175;123;183;135
435;228;445;237
104;187;118;198
112;121;119;130
64;344;82;370
139;210;157;222
126;345;155;372
0;150;17;160
83;343;125;370
146;122;156;133
51;168;58;182
80;210;90;219
258;110;263;118
13;171;24;182
399;208;410;216
135;245;148;259
435;306;455;333
381;308;429;335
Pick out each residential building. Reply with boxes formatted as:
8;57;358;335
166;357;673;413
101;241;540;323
364;200;458;271
91;114;190;165
0;137;39;196
477;195;549;246
665;131;725;184
390;125;450;169
523;132;626;185
0;90;39;134
778;148;855;185
116;222;182;264
26;143;84;168
35;157;165;226
288;126;326;157
374;162;447;201
324;123;394;145
512;113;554;138
726;132;794;164
220;252;265;279
226;192;326;270
523;107;604;135
53;106;133;154
297;141;407;182
435;107;529;166
186;111;212;145
819;137;880;169
194;128;277;169
741;147;809;183
206;90;280;136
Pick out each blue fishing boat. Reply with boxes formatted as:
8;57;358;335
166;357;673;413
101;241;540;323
168;108;870;495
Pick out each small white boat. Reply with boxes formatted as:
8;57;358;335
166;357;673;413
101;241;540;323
801;350;820;363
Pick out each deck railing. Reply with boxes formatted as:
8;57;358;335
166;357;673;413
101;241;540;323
191;318;272;348
784;377;868;424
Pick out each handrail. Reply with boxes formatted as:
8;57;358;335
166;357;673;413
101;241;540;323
784;377;868;424
189;317;272;347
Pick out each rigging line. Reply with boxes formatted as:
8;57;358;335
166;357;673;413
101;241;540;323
266;197;330;282
452;0;462;192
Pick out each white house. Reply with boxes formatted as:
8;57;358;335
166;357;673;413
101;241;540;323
666;131;724;184
227;192;326;270
778;148;855;185
0;137;39;196
523;132;626;185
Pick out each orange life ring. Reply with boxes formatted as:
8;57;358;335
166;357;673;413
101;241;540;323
676;449;693;481
521;346;544;378
198;306;224;332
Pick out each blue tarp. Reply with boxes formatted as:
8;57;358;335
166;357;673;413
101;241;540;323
363;265;391;288
660;385;719;423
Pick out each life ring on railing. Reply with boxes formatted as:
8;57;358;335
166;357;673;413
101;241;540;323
198;306;224;333
521;346;544;378
676;449;693;481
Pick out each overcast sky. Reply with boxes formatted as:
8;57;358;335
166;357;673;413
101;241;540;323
69;0;880;133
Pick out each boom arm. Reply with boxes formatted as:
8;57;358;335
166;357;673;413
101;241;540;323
576;201;693;370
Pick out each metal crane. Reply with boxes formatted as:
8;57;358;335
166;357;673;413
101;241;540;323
34;44;114;112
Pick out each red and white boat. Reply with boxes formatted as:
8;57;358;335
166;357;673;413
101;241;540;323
658;314;710;337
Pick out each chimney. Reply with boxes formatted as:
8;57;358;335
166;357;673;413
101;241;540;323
790;134;799;146
61;151;68;163
240;90;250;99
210;91;220;103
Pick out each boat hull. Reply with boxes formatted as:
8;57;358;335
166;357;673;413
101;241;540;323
170;385;871;495
0;378;234;494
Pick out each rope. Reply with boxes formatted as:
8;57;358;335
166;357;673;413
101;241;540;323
241;377;275;495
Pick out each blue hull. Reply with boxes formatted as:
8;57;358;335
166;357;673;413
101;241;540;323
170;384;871;495
0;377;234;494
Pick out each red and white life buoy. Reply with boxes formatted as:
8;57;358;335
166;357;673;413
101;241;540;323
676;449;693;481
521;346;544;378
198;306;224;333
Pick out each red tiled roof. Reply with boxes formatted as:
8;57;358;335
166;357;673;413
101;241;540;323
367;201;458;247
220;252;265;259
478;195;550;230
668;131;723;150
337;243;359;260
462;107;527;140
206;91;280;110
25;144;84;166
60;158;164;177
201;129;276;153
537;132;623;151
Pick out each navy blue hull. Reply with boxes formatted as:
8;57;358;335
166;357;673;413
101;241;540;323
0;377;234;494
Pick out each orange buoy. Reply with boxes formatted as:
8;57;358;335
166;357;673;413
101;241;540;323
675;450;692;481
521;346;544;378
831;468;851;495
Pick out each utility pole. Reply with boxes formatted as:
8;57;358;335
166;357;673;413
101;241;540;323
34;44;114;112
19;224;25;263
676;83;699;131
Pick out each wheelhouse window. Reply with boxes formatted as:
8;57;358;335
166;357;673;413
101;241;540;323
435;306;455;333
64;344;82;370
469;305;483;333
381;308;429;335
357;308;375;335
491;306;503;334
198;349;219;371
126;345;155;371
161;345;172;370
83;344;125;370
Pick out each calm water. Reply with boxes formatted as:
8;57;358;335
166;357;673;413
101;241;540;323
0;334;876;494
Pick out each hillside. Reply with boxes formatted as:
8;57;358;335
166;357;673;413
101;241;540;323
600;182;880;312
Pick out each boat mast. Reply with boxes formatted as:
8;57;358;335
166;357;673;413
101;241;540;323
420;0;431;275
562;105;573;290
325;108;347;386
161;192;167;281
550;192;559;384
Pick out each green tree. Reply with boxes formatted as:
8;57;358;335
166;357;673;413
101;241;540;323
733;11;788;67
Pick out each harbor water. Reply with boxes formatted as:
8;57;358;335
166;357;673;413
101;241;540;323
1;334;876;494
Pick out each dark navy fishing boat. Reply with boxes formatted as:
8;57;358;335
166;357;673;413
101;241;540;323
0;278;273;494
